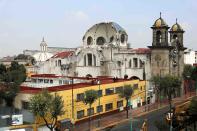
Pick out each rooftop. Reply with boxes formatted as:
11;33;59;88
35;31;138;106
20;76;142;94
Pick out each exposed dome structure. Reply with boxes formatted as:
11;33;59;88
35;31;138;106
83;22;128;47
153;17;168;27
170;20;184;32
152;13;168;28
33;38;53;62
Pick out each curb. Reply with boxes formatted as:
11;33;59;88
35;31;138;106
93;95;195;131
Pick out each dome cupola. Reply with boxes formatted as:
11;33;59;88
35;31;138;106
83;22;128;48
170;19;184;32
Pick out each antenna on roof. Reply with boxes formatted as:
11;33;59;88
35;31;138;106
160;12;162;18
176;18;178;24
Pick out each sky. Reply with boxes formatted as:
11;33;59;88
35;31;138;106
0;0;197;57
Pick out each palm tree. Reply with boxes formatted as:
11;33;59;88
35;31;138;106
83;89;98;131
118;85;136;118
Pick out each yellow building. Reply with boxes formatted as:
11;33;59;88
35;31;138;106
15;77;146;124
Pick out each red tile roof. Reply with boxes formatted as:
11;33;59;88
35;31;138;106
129;48;151;54
31;74;63;78
20;78;134;94
52;51;74;59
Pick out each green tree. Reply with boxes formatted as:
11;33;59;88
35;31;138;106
118;85;136;118
151;76;162;106
159;75;181;131
188;96;197;116
29;90;65;131
83;89;98;131
182;64;193;80
0;62;26;106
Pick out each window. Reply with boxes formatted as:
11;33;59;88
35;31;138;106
77;93;84;101
59;80;62;85
96;37;105;45
38;79;43;83
115;86;123;93
98;90;102;97
117;100;123;108
129;59;132;68
87;108;94;116
117;61;121;67
156;31;162;44
97;105;103;113
133;58;138;68
32;79;37;83
110;36;114;43
139;59;144;68
44;79;49;83
22;101;29;110
84;55;86;66
77;110;84;119
87;36;93;45
58;60;61;66
87;53;92;66
133;84;138;88
105;88;114;95
121;34;125;43
105;103;113;111
93;55;96;66
50;80;53;84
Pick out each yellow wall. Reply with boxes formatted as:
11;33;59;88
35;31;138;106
54;79;146;123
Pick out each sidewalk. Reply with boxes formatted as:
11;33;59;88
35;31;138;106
74;92;196;131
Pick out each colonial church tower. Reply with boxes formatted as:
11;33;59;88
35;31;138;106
149;14;171;77
149;14;186;77
169;19;185;77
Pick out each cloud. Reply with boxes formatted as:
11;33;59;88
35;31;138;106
65;10;89;22
74;11;89;21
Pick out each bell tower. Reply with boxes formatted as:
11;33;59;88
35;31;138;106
151;13;170;47
149;13;171;77
169;19;186;77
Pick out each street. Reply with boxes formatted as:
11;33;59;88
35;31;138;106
110;106;170;131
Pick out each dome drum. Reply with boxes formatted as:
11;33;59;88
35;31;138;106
83;22;128;48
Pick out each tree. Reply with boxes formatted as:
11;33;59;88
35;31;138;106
118;85;136;118
0;62;26;106
83;89;98;131
159;75;181;131
151;75;162;106
182;64;193;80
188;96;197;116
29;90;65;131
182;64;194;95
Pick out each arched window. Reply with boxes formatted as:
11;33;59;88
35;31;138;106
96;37;105;45
173;34;178;40
87;36;93;45
87;53;92;66
84;55;86;66
94;55;96;66
156;31;162;44
121;34;125;43
129;59;132;68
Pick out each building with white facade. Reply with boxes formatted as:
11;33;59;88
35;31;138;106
184;49;196;65
37;22;151;80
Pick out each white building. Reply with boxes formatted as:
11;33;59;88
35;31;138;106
37;22;151;80
184;49;195;65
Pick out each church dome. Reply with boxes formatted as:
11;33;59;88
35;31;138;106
171;23;183;32
33;52;53;62
153;17;168;27
83;22;128;47
33;37;53;62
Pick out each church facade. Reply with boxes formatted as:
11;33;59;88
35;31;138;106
31;15;185;82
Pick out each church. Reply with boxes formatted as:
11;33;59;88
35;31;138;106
30;14;185;82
